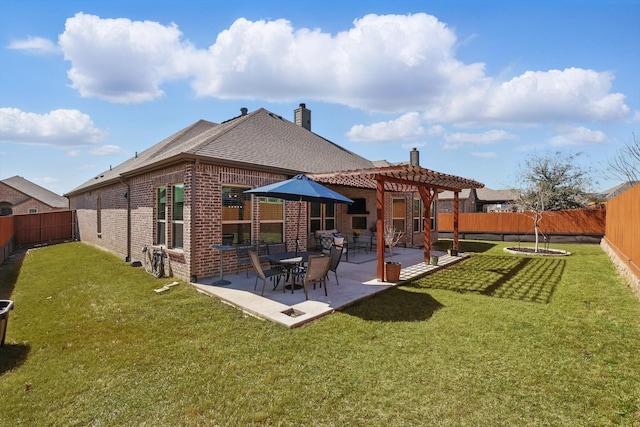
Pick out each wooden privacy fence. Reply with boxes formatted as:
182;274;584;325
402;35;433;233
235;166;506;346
438;209;606;238
13;210;76;247
603;184;640;280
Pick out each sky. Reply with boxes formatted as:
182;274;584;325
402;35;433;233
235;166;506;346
0;0;638;196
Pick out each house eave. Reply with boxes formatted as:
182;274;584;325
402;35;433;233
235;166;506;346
65;154;306;197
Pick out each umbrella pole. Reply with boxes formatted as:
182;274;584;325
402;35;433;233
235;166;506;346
295;199;301;254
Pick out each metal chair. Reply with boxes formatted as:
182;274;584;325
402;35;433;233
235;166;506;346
249;251;286;296
327;245;343;286
235;243;252;277
295;254;331;300
320;235;334;254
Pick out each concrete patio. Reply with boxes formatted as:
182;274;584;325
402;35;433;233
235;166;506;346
192;246;469;328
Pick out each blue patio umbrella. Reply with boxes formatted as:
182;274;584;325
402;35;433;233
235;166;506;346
244;174;353;244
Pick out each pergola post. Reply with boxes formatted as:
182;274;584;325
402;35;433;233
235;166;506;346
417;186;434;263
454;191;459;251
376;178;385;281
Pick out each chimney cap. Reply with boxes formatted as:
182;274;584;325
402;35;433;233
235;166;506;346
299;103;306;108
240;107;248;116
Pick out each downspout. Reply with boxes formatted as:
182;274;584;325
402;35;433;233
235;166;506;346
121;178;131;262
190;159;199;282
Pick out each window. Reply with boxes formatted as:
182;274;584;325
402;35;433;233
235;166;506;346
347;198;368;214
29;208;38;214
222;185;252;244
309;202;334;232
351;216;367;230
96;196;102;235
172;184;184;248
413;198;436;232
156;186;166;245
258;197;283;243
392;198;406;232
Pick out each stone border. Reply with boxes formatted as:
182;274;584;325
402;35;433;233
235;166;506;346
503;247;571;256
601;239;640;301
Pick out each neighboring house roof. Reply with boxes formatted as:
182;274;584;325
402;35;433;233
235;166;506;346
67;108;374;195
475;188;520;202
438;189;473;200
1;175;68;208
438;187;518;202
595;181;638;200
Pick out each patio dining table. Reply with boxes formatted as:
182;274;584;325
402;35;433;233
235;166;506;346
267;251;317;292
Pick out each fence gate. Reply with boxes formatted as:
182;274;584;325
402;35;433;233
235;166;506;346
13;210;76;246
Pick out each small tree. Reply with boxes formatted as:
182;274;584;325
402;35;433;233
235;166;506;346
513;151;591;252
383;227;405;263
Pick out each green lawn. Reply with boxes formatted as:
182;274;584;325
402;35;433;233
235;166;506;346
1;241;639;426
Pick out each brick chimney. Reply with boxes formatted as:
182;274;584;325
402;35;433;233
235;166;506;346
410;147;420;166
294;103;311;131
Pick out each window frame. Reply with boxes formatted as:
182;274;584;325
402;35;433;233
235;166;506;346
171;183;184;249
222;184;253;245
391;198;406;232
156;186;167;246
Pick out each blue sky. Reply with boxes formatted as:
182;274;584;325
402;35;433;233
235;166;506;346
1;0;638;195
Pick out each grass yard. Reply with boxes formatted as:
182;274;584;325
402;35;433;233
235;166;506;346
1;241;639;426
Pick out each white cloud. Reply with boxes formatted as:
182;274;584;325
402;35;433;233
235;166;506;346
471;152;497;158
7;36;59;54
0;107;108;146
633;111;640;122
59;13;195;103
443;129;517;149
53;12;631;128
549;125;609;146
426;68;629;126
346;112;425;141
88;144;124;156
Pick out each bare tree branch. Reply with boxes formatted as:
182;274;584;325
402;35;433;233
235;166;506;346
607;133;640;183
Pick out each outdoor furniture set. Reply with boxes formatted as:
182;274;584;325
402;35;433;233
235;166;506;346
250;245;343;300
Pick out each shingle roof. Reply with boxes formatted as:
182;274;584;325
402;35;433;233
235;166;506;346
1;175;68;208
67;108;374;195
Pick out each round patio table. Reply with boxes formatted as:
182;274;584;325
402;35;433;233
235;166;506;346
267;252;318;292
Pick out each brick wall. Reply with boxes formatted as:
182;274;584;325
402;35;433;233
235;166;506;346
70;162;430;281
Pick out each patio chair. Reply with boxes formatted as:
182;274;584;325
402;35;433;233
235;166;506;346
235;243;252;277
294;254;331;300
249;251;287;296
320;235;334;254
255;240;270;263
267;242;287;255
327;245;343;286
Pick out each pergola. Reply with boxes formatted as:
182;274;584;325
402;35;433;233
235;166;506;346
310;165;484;281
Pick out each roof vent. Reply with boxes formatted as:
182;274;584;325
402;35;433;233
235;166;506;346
240;107;248;116
410;148;420;166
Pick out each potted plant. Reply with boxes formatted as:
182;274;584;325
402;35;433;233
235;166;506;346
352;229;361;242
384;227;405;282
447;242;458;256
